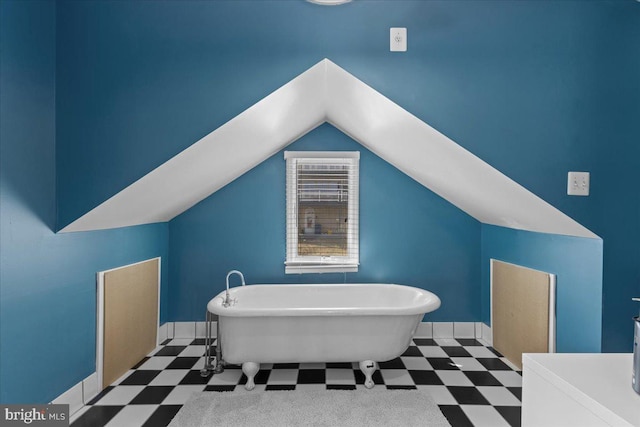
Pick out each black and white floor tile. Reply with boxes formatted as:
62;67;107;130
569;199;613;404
71;337;522;427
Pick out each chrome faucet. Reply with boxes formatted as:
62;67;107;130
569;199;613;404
223;270;245;307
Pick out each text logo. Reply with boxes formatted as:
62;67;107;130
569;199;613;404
0;405;68;427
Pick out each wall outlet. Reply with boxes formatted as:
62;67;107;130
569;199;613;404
567;171;590;196
390;28;407;52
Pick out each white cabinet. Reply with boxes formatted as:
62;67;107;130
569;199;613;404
522;353;639;427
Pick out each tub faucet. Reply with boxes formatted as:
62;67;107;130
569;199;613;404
223;270;245;307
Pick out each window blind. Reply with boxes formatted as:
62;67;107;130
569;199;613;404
284;151;359;274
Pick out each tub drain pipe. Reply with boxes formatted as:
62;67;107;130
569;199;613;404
214;319;225;374
200;311;225;377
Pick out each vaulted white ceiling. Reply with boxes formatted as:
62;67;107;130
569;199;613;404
61;59;598;239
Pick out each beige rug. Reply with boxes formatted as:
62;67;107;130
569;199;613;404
168;389;451;427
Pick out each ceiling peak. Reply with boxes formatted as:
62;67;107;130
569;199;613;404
61;59;598;239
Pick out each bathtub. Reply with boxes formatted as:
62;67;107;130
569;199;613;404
207;283;441;390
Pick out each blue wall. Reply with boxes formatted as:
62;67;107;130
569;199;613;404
169;124;480;321
3;0;639;404
0;1;169;404
481;225;603;353
53;0;639;353
587;7;640;352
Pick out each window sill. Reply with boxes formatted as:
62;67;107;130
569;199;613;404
285;264;358;274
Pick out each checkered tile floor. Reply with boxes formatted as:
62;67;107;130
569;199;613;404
71;337;522;427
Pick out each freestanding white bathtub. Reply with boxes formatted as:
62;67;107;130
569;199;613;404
207;283;441;390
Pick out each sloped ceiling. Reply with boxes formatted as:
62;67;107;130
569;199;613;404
60;59;598;239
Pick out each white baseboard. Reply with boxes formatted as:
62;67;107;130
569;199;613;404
82;373;98;405
160;321;216;340
414;322;433;338
51;372;98;418
162;320;488;341
158;322;170;343
160;321;490;341
164;322;492;345
480;322;493;346
414;321;492;342
160;321;492;341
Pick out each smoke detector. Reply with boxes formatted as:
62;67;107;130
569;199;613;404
307;0;352;5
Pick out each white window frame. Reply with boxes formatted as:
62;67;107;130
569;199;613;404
285;151;360;274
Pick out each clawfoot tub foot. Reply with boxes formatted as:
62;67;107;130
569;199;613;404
359;360;377;389
242;362;260;391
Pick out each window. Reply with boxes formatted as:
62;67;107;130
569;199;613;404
285;151;359;274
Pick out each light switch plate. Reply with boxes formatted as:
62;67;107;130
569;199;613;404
567;171;590;196
390;28;407;52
